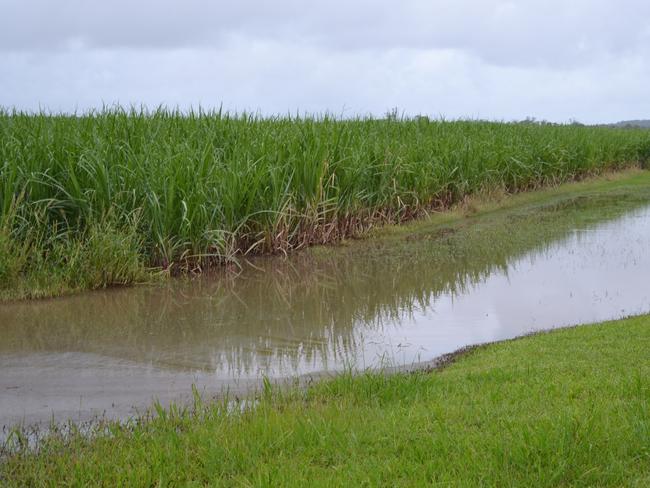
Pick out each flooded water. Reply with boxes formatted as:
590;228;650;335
2;199;650;430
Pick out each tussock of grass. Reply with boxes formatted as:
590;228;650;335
1;109;650;296
3;316;649;486
0;216;149;300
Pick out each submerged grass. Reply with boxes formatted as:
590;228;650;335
3;315;649;486
1;108;650;298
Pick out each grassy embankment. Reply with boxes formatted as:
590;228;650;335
1;109;650;299
3;315;648;486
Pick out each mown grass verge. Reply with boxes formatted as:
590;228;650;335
2;315;648;486
2;109;650;299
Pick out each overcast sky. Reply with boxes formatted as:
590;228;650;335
1;0;649;123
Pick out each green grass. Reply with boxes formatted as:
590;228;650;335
3;315;648;486
2;108;650;298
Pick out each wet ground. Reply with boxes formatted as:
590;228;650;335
2;192;650;430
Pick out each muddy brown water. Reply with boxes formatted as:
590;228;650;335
2;203;650;431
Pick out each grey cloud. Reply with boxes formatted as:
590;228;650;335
2;1;649;68
1;1;649;122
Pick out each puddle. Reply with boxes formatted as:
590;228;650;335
1;198;650;430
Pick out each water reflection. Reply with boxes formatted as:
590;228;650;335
1;197;650;427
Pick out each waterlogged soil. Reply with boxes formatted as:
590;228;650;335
2;189;650;431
